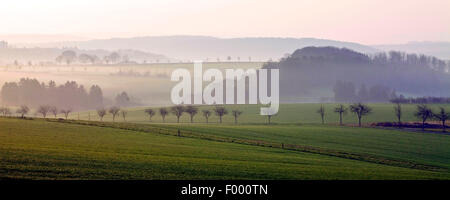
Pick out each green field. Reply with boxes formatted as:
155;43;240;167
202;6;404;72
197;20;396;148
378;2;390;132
2;103;450;179
69;103;450;124
1;116;450;179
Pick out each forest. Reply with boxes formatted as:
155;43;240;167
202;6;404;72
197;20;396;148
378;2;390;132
263;47;450;100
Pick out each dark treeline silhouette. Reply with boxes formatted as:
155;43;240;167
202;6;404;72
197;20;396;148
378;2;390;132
333;81;396;103
390;96;450;104
1;78;103;110
263;47;450;100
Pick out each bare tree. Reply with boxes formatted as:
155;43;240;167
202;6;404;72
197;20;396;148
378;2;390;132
109;107;121;122
50;106;58;118
159;108;169;123
433;107;449;132
334;104;347;125
185;106;198;123
144;108;156;121
214;106;228;123
350;103;372;127
37;105;51;118
394;103;402;128
60;109;72;119
267;115;273;124
16;105;30;118
414;104;433;131
171;105;185;123
232;110;243;124
317;105;325;124
6;108;11;116
202;110;211;123
121;110;128;121
97;108;107;121
0;107;12;116
0;107;11;116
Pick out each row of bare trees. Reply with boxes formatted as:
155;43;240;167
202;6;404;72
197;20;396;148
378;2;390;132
317;103;449;132
143;106;244;124
0;105;60;119
317;103;372;127
35;105;68;118
96;106;127;122
2;103;447;132
396;104;449;132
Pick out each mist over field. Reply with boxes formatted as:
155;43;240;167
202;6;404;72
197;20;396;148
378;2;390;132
1;43;448;108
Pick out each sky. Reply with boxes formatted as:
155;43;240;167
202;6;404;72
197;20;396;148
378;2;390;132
0;0;449;45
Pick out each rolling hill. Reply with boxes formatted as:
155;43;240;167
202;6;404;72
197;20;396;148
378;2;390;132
33;36;380;61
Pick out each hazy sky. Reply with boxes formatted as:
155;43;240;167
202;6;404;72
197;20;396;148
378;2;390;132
0;0;449;44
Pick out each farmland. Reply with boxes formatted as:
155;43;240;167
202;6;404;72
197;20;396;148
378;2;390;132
69;103;450;124
1;117;449;179
3;99;450;179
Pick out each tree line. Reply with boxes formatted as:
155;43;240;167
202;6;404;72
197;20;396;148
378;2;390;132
333;81;397;103
55;50;124;65
263;47;450;99
142;106;244;124
315;103;449;132
0;78;137;110
1;78;103;110
0;104;246;124
390;96;450;104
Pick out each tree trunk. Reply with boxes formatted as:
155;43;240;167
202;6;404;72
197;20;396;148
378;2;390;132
443;120;446;132
358;116;361;127
219;116;222;123
339;113;342;125
422;119;425;131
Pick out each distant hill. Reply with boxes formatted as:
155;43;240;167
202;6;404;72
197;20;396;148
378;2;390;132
0;47;167;64
36;36;380;61
263;46;450;101
374;41;450;60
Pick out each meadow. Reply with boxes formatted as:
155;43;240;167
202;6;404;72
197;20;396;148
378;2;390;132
2;100;450;179
69;103;450;125
1;117;449;180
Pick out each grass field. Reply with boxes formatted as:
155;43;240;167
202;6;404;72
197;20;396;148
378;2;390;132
68;103;450;125
1;117;449;180
3;103;450;179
